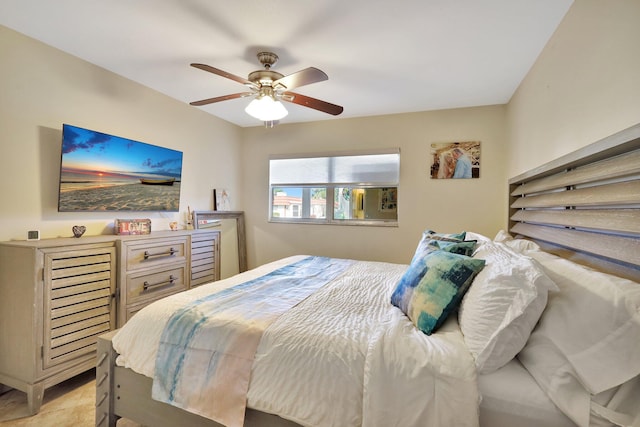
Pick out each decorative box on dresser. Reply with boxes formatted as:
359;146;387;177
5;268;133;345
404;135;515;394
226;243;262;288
0;229;220;414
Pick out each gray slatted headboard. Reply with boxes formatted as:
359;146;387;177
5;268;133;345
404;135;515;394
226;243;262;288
509;123;640;282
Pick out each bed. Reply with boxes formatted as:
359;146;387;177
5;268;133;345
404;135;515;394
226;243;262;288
95;123;640;427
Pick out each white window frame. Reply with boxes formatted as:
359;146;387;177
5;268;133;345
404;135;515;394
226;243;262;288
269;149;400;226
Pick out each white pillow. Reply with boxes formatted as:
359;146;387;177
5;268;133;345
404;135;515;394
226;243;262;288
465;231;492;244
493;229;541;253
464;231;492;252
518;250;640;427
458;240;557;373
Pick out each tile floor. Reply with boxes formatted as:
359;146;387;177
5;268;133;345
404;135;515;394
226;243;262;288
0;370;140;426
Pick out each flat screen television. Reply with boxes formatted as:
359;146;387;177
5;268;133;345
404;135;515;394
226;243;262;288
58;124;183;212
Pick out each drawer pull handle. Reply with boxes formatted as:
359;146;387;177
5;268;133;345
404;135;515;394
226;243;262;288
144;247;178;259
143;275;176;291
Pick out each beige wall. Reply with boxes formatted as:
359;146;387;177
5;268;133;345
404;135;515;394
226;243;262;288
0;27;242;250
0;25;507;273
506;0;640;177
5;0;637;272
241;106;507;267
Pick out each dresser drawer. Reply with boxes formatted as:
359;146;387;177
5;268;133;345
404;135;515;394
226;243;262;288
124;237;187;271
125;265;187;305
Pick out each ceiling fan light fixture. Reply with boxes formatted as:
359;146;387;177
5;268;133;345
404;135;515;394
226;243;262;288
245;95;288;121
190;51;343;120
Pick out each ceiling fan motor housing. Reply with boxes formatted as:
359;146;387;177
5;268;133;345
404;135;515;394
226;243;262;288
248;70;284;87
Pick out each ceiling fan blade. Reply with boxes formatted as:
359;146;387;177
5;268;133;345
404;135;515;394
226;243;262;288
190;92;254;106
191;63;258;89
282;92;344;116
273;67;328;90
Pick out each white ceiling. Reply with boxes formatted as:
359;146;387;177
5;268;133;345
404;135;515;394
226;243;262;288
0;0;573;128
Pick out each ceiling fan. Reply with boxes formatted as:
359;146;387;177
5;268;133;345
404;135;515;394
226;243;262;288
189;52;343;123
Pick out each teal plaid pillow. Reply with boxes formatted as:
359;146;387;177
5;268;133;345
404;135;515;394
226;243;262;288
409;232;476;265
424;229;467;242
436;239;477;257
392;247;485;335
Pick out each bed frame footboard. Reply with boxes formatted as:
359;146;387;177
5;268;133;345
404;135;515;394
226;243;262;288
95;330;227;427
95;331;118;427
95;331;301;427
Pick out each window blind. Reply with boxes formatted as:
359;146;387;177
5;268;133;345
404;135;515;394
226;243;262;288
269;150;400;186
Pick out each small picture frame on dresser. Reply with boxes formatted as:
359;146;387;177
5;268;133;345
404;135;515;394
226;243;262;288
115;219;152;235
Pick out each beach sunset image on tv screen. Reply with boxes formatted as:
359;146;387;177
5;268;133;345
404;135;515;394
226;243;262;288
58;124;183;211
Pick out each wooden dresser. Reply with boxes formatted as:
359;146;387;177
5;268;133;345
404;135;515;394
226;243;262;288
0;229;219;414
117;230;220;326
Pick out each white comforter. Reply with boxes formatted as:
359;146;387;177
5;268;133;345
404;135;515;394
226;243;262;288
113;256;479;427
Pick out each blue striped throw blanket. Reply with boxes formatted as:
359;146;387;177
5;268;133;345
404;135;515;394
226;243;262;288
152;256;353;427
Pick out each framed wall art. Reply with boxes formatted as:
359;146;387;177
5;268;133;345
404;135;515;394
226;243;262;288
378;187;397;212
213;188;231;211
430;141;481;179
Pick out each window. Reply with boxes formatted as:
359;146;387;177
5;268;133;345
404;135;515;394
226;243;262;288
269;149;399;226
